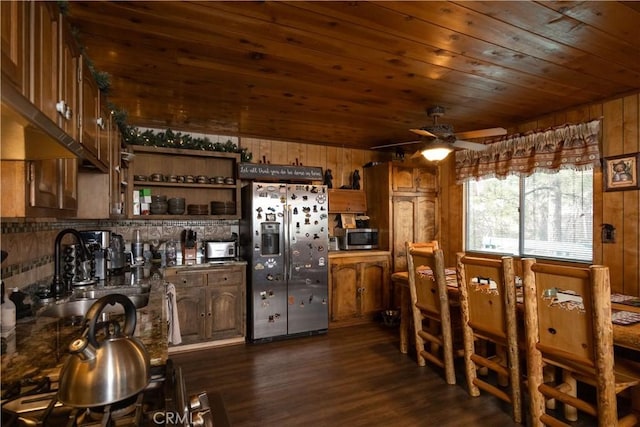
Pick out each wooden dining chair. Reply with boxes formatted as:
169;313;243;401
522;259;640;427
407;242;462;384
456;252;522;423
392;240;440;354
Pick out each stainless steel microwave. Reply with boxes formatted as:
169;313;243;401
334;228;378;250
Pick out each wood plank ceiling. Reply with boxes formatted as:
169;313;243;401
66;1;640;151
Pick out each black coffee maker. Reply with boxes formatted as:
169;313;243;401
80;230;111;280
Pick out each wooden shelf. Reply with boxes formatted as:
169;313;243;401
126;146;241;220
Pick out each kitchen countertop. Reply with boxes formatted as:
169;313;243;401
0;276;168;385
328;249;391;258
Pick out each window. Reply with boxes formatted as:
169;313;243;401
465;169;593;262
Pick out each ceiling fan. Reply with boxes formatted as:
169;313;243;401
372;106;507;161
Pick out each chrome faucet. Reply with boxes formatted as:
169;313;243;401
51;229;90;298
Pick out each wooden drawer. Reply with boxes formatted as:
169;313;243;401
170;271;207;287
207;269;244;286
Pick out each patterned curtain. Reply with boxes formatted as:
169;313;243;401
455;119;601;184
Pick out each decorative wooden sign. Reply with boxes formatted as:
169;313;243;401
238;163;323;181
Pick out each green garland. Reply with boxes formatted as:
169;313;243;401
108;104;252;162
123;127;252;162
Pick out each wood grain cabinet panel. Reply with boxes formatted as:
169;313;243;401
79;55;101;162
329;252;390;326
57;18;79;142
30;1;59;123
392;164;436;193
166;265;246;346
365;162;437;275
328;189;367;213
1;0;29;94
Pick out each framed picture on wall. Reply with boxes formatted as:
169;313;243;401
603;153;640;192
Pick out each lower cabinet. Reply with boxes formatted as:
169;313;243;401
329;251;390;326
165;264;246;346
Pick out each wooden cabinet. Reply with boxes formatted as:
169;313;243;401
328;189;367;213
126;146;241;219
57;17;79;142
79;55;102;164
329;251;390;326
165;264;246;346
392;164;436;193
76;100;120;219
29;158;77;213
1;0;29;94
1;158;77;218
364;162;437;273
392;195;436;273
30;1;59;123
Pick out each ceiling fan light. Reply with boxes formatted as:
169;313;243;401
421;142;453;161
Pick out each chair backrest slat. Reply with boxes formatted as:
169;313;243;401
407;245;446;316
457;254;515;340
530;262;594;366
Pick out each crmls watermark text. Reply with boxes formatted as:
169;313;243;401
153;411;192;424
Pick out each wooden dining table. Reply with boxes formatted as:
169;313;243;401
392;271;640;354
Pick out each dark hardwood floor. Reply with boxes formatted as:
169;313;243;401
170;323;522;427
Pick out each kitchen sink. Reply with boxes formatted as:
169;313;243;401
72;284;150;300
39;285;150;318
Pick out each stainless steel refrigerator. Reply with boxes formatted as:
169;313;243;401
241;182;329;342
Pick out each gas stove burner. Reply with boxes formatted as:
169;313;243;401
86;393;142;422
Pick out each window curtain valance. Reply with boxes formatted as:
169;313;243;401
455;119;601;184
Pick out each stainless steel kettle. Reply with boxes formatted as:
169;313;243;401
58;294;150;407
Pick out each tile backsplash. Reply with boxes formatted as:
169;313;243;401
0;218;239;291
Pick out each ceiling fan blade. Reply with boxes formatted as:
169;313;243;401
409;128;437;138
409;148;425;159
455;127;507;140
370;140;423;149
452;139;489;151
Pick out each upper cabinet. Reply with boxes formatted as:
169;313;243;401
30;1;59;123
1;1;107;173
79;55;102;166
392;164;436;193
328;189;367;213
1;1;111;218
1;0;29;94
57;15;80;142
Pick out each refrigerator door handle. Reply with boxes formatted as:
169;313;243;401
284;204;292;281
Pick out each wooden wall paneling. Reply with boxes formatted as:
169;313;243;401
590;103;605;266
306;144;326;174
602;98;625;294
622;94;639;296
564;105;591;124
439;156;462;267
350;149;366;187
325;146;340;186
270;140;288;165
258;139;273;163
338;148;353;188
535;114;557;130
286;140;306;166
